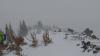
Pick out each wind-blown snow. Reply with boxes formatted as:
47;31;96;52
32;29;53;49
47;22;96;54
4;32;100;56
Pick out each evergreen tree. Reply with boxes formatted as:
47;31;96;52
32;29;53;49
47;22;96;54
18;20;28;37
36;21;43;34
5;24;15;45
9;24;15;41
5;24;10;43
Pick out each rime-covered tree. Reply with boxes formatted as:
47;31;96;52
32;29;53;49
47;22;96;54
36;21;43;34
18;20;28;37
5;24;15;45
5;24;10;45
9;24;15;40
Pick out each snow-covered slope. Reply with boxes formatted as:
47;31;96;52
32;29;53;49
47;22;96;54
4;31;100;56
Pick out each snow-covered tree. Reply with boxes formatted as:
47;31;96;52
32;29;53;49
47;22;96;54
4;24;15;45
36;21;43;34
5;24;10;45
18;20;28;37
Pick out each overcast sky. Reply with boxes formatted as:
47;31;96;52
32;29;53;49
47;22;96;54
0;0;100;36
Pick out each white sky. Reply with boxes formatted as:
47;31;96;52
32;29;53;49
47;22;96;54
0;0;100;36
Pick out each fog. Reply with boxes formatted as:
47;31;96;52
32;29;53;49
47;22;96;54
0;0;100;36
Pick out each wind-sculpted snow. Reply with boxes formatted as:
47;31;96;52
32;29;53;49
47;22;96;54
4;31;100;56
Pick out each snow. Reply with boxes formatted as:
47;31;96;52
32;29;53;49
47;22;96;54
3;31;100;56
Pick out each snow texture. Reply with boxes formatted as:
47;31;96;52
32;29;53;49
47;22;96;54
3;31;100;56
